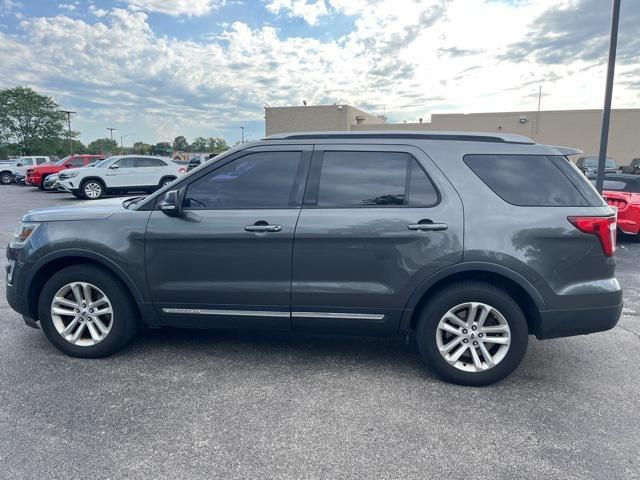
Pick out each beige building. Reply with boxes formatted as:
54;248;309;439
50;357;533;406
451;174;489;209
265;105;640;165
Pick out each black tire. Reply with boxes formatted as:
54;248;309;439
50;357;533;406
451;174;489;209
416;281;528;386
38;264;139;358
0;171;12;185
80;179;105;200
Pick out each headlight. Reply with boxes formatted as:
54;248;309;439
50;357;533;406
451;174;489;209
10;222;39;248
60;171;79;179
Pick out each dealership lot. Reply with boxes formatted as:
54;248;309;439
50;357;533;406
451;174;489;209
1;184;639;479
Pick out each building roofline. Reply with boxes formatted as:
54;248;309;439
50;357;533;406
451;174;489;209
263;131;534;144
432;108;640;117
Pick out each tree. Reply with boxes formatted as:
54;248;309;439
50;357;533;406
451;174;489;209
87;138;118;155
173;135;188;152
0;87;66;155
153;142;172;156
131;141;153;155
190;136;208;152
207;137;230;154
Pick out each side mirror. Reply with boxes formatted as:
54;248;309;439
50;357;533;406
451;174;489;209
109;164;120;169
160;190;182;216
16;162;22;167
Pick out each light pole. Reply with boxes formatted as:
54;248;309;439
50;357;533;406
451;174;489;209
120;133;135;155
107;128;117;142
60;110;75;156
240;126;245;144
595;0;622;194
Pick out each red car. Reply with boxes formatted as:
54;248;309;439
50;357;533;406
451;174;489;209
595;174;640;236
26;154;105;189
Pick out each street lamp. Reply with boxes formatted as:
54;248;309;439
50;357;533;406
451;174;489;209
120;133;135;155
60;110;76;156
595;0;622;194
107;128;117;142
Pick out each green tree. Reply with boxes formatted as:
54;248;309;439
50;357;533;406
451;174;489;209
207;137;230;154
0;87;66;155
87;138;118;155
153;142;172;156
33;136;86;157
131;141;153;155
190;136;208;152
173;135;189;152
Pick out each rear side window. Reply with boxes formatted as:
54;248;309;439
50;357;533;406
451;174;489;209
316;151;438;208
464;154;601;207
68;158;85;167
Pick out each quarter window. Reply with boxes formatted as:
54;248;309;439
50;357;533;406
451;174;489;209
183;151;305;209
315;151;438;208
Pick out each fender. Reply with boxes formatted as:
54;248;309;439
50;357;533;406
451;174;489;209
398;261;548;332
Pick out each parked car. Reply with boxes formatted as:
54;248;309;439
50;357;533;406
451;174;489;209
26;154;105;189
575;156;619;176
42;173;60;191
57;155;185;199
187;156;202;171
620;158;640;175
6;132;622;386
590;174;640;236
0;156;51;185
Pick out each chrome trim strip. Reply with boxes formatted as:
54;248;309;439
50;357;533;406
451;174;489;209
162;308;289;318
291;311;385;321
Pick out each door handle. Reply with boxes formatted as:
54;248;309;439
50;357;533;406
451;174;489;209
408;222;448;231
244;224;282;233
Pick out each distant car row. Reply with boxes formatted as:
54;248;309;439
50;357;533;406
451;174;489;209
0;154;188;199
574;156;640;176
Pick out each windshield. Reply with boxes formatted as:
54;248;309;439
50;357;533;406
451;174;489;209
54;156;72;165
584;157;617;168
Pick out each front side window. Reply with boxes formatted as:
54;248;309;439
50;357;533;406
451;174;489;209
21;159;33;166
115;158;136;168
184;151;304;209
315;151;438;208
68;158;85;167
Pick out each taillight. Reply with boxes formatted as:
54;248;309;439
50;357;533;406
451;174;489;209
568;215;617;257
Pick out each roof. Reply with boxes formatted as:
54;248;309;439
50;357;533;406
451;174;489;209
263;130;534;145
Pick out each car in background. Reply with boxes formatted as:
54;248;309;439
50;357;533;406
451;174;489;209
187;156;202;171
591;174;640;237
620;158;640;175
576;156;619;176
26;154;105;189
42;173;60;191
0;156;51;185
57;155;186;199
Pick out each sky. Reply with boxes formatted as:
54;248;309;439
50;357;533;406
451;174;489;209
0;0;638;146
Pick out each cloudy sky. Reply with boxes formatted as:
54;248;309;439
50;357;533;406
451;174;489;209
0;0;638;146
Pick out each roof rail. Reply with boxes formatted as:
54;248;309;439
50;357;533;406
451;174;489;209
264;130;535;145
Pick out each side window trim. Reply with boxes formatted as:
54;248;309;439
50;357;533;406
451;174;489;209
303;148;440;209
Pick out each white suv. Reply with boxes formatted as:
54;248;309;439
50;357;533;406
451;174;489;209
57;155;185;199
0;156;51;185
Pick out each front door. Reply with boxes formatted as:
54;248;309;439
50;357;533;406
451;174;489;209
145;145;311;329
105;157;139;187
291;145;464;335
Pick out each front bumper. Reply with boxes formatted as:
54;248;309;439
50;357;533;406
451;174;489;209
535;302;623;339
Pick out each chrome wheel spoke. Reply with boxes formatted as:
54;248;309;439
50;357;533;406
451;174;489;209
54;296;78;309
448;343;468;363
52;306;76;317
440;322;462;336
92;316;109;335
469;345;483;370
60;317;80;337
481;324;509;334
478;341;495;368
93;307;113;317
440;336;463;354
71;322;86;342
443;313;467;329
482;336;510;345
86;321;101;342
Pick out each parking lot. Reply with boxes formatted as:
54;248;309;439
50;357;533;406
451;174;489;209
1;184;639;480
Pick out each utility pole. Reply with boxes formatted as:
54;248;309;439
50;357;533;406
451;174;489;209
535;85;542;137
595;0;621;194
240;126;245;144
107;128;117;143
60;110;75;156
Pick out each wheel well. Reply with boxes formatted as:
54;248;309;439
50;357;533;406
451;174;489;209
409;270;541;334
80;177;105;187
27;257;141;322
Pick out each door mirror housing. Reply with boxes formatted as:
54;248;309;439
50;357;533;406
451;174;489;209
160;190;183;216
109;164;119;169
16;162;22;167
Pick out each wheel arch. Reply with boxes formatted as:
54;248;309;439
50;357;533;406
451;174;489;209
25;250;156;326
400;262;546;335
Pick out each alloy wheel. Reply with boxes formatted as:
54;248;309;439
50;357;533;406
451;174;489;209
436;302;511;373
84;182;102;199
0;173;12;184
50;282;113;346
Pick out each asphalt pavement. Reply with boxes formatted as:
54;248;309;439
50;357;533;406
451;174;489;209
1;184;639;480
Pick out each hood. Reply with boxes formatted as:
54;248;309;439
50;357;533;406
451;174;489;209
22;197;133;222
59;167;82;177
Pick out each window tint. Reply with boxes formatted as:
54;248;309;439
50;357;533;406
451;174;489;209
22;159;33;166
184;151;304;209
36;158;47;164
68;158;85;167
136;158;166;167
316;151;438;208
115;158;136;168
464;154;590;207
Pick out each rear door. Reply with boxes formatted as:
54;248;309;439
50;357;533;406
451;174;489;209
291;144;464;335
136;157;166;187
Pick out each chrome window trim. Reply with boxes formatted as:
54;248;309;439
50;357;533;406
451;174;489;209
292;312;385;321
162;308;289;318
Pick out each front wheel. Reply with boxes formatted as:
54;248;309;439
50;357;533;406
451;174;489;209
0;172;12;185
81;179;104;200
416;281;528;386
38;265;139;358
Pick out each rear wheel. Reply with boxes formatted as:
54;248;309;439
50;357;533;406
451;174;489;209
81;179;104;200
0;171;12;185
38;265;139;358
416;281;528;386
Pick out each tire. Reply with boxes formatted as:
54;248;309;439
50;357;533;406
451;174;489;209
81;179;105;200
38;175;48;190
0;171;12;185
38;264;139;358
416;281;528;386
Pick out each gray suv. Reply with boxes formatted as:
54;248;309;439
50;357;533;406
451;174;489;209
5;132;622;385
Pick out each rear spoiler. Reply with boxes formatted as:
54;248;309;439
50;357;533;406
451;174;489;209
552;146;583;157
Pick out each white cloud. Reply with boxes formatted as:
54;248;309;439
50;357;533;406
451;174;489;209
58;3;76;12
126;0;225;17
266;0;328;25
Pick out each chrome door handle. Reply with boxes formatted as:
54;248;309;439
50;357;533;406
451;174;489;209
408;222;448;231
244;224;282;233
